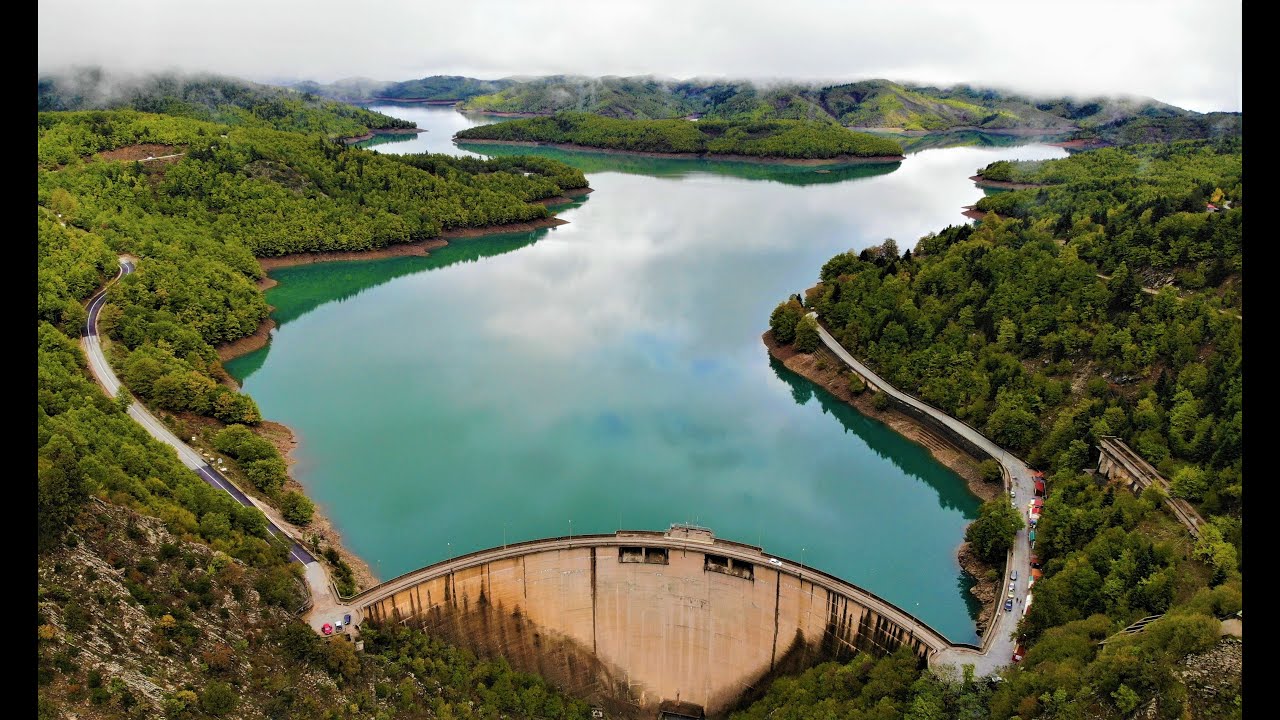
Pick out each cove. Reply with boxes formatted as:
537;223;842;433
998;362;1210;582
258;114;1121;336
227;105;1067;643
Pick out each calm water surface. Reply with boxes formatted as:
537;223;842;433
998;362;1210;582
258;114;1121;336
228;106;1066;642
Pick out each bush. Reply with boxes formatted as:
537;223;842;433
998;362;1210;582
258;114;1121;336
979;459;1003;483
280;491;315;525
871;392;890;411
199;681;237;716
847;373;866;394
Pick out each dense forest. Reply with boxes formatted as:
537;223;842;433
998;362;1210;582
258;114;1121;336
445;74;1236;140
38;108;585;537
764;138;1242;717
456;112;904;159
37;69;415;137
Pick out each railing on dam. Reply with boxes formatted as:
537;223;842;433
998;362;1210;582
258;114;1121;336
338;526;973;655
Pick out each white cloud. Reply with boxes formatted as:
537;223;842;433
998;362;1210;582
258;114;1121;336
37;0;1241;112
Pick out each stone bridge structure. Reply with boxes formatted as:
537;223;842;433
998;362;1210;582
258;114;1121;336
1097;435;1204;538
317;525;971;718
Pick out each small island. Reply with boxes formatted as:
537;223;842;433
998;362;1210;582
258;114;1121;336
454;111;905;164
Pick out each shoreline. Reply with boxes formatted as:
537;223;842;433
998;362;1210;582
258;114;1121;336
458;109;548;118
209;202;590;589
167;411;381;591
850;125;1074;137
255;421;381;590
370;98;463;105
1049;138;1109;151
762;329;1001;634
968;174;1048;190
216;211;582;364
340;127;427;145
453;138;905;166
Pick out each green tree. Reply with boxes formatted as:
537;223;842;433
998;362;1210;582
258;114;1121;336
769;300;803;344
965;498;1024;564
280;491;315;525
794;315;820;353
245;456;288;495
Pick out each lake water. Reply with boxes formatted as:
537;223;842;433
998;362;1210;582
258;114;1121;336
227;105;1066;642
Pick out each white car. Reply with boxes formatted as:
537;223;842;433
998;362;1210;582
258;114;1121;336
767;558;782;567
1010;570;1018;581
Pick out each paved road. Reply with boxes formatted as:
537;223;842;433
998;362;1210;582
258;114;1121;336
808;314;1032;676
81;259;321;572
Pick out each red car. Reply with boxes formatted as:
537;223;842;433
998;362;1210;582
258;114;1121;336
1012;644;1026;663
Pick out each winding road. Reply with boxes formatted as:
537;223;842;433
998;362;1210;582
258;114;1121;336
82;258;341;624
808;314;1032;676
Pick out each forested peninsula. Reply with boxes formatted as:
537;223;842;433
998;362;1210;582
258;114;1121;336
764;138;1241;718
455;112;904;161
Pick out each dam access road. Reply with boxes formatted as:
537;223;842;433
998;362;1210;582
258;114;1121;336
82;258;340;625
807;312;1032;676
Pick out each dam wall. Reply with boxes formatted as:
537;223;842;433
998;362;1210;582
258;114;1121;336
345;526;952;718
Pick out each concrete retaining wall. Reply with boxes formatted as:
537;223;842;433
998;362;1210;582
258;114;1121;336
353;530;947;718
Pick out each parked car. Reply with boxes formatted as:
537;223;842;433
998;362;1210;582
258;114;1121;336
1012;644;1026;662
1007;587;1015;599
1004;598;1014;612
1010;570;1018;581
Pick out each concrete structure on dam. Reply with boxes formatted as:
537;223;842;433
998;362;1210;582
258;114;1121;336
317;525;970;718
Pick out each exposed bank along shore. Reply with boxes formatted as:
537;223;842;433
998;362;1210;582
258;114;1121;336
453;137;905;166
211;187;591;591
339;127;426;145
762;329;1001;634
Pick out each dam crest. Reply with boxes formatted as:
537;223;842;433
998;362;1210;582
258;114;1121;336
318;525;969;718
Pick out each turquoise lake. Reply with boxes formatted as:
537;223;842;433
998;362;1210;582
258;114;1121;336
227;105;1067;642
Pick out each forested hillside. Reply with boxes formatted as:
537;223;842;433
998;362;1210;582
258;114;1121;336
38;69;415;137
38;91;593;717
456;112;904;159
37;498;589;719
38;108;585;508
761;139;1242;718
297;74;516;103
446;75;1230;140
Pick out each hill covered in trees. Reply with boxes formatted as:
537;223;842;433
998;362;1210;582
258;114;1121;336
38;68;415;138
295;74;517;104
445;75;1220;134
764;138;1242;717
292;72;1239;145
455;112;904;159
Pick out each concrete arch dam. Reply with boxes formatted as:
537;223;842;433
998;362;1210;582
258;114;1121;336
334;526;968;718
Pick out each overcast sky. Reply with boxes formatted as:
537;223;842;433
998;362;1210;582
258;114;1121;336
38;0;1241;112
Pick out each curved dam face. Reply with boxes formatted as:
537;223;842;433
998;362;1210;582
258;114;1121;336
347;526;954;718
